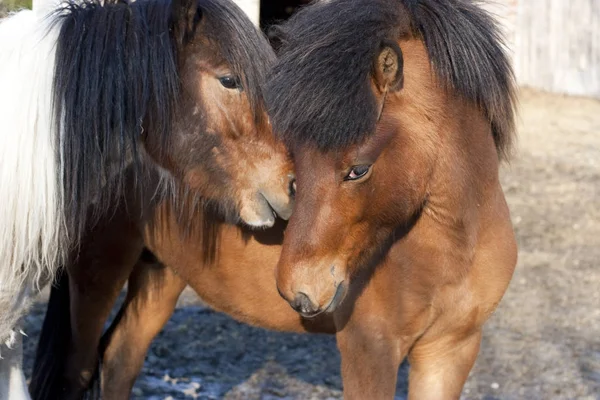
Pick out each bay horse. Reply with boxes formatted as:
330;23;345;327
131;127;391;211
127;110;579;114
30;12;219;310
34;0;518;398
0;0;294;397
266;0;518;397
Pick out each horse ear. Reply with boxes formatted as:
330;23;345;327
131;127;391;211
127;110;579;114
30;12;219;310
171;0;201;45
372;40;404;93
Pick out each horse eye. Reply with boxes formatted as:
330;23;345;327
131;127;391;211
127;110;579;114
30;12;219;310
218;76;242;90
344;165;371;181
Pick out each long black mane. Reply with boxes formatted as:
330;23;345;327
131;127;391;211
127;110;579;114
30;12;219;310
51;0;274;240
52;0;177;239
265;0;516;159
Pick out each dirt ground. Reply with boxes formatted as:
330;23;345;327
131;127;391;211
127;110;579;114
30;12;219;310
21;88;600;399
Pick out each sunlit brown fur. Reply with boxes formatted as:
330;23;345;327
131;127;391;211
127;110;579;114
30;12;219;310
58;199;327;400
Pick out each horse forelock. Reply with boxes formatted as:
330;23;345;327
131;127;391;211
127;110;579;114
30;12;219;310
265;0;402;151
265;0;517;159
198;0;276;121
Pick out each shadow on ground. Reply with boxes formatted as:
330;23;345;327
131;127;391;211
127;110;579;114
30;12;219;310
22;297;410;400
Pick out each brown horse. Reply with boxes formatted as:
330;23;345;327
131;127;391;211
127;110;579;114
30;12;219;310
1;0;292;388
266;0;517;397
34;0;518;399
28;0;295;398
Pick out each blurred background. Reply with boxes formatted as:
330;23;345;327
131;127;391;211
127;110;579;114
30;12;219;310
2;0;599;398
0;0;32;15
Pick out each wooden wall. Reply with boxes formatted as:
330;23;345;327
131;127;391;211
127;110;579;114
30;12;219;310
485;0;600;99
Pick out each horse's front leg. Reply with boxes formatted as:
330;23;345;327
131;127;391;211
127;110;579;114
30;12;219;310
63;215;144;399
101;257;186;400
336;316;407;400
407;330;482;400
0;331;30;400
1;279;38;400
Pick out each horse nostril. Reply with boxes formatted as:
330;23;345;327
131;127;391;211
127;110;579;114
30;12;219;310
289;178;297;198
291;292;318;315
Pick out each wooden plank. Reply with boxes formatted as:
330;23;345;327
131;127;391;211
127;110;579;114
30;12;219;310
516;0;600;98
477;1;600;98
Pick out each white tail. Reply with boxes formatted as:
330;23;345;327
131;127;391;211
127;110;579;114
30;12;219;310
32;0;60;16
0;10;66;340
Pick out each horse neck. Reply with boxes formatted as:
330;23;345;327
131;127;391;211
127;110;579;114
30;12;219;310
397;39;502;248
418;94;504;260
398;96;514;290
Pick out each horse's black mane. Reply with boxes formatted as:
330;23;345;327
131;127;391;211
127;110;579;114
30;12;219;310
51;0;274;239
265;0;516;159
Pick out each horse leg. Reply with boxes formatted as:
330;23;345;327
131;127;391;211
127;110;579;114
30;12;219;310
407;330;482;400
63;218;143;399
0;331;30;400
101;256;186;399
335;319;406;400
1;281;36;400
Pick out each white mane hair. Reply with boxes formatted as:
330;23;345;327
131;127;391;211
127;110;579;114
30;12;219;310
0;9;66;343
